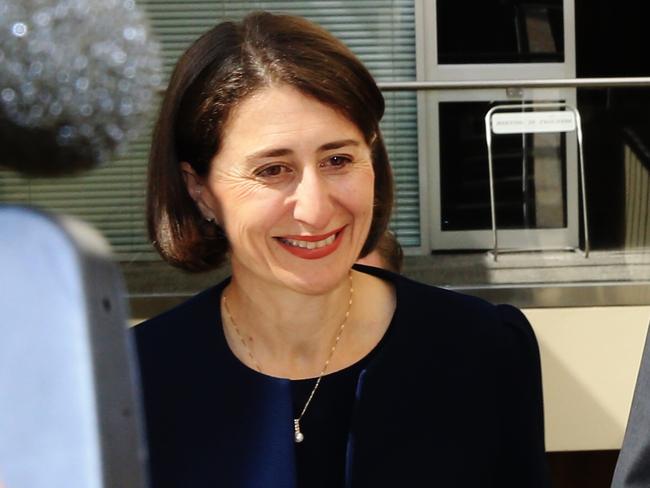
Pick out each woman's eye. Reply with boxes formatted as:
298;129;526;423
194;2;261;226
255;164;289;178
325;155;352;168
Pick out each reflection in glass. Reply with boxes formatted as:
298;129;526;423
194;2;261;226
437;0;565;64
578;88;650;250
623;128;650;249
439;101;567;231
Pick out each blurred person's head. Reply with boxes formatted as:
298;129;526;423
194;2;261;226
357;230;403;273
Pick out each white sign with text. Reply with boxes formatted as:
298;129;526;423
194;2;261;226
491;111;576;134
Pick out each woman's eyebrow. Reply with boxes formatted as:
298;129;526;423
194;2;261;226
245;139;361;162
318;139;360;151
245;147;293;162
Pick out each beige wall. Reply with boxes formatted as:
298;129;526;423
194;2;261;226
524;306;650;452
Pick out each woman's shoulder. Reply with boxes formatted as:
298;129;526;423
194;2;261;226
403;275;538;359
132;280;231;382
354;264;536;349
134;279;228;341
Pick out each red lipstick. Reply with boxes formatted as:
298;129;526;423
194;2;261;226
275;225;346;260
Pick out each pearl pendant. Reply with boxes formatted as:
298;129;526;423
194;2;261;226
294;419;304;443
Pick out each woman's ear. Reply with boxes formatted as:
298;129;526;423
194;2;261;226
180;162;218;223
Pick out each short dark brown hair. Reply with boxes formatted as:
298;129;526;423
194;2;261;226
147;11;394;271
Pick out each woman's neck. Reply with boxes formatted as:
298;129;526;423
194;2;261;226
222;269;355;378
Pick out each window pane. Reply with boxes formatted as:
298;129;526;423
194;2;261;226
437;0;565;64
439;101;568;231
579;87;650;250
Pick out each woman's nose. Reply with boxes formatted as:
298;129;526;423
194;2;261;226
292;168;334;229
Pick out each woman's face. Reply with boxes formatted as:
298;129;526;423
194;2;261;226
191;84;375;295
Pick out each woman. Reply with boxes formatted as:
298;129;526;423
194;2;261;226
137;11;550;488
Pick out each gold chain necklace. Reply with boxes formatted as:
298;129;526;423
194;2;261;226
222;271;354;443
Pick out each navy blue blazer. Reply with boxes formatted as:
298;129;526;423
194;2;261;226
135;265;550;487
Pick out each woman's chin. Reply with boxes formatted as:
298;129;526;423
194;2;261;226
273;267;352;296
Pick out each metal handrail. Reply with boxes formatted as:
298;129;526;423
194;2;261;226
378;77;650;91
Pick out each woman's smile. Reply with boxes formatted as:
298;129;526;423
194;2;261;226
275;225;347;259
